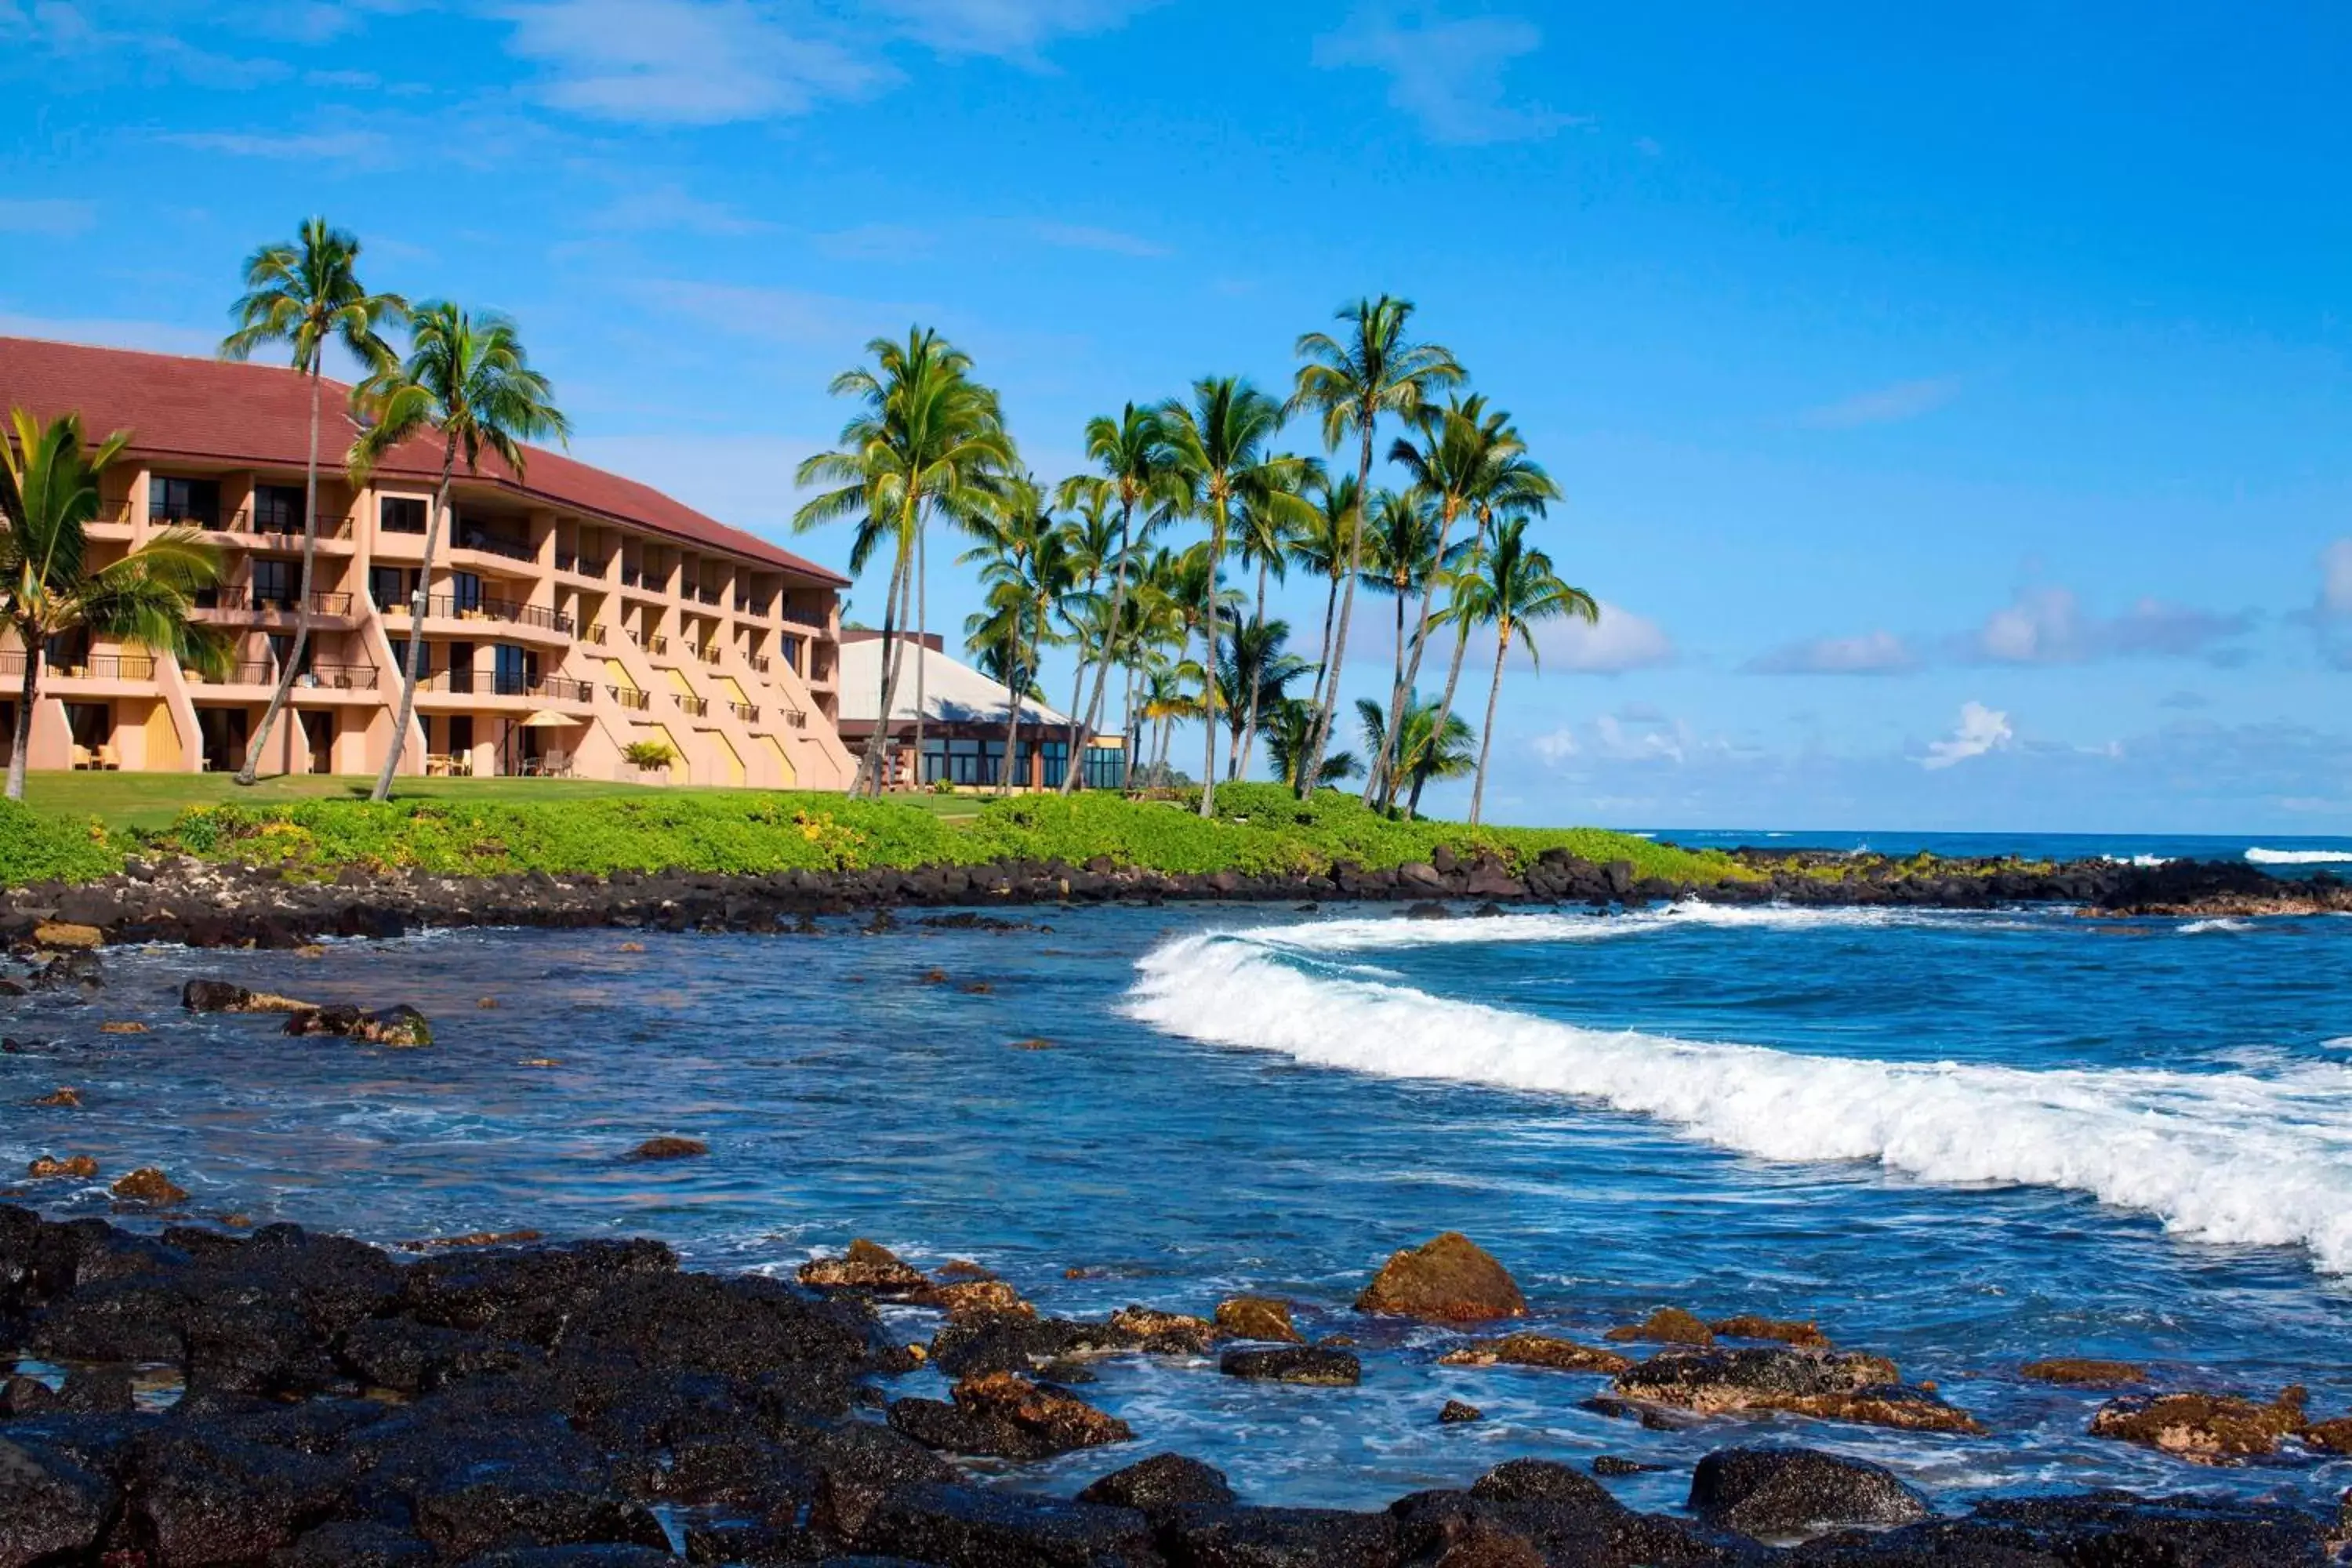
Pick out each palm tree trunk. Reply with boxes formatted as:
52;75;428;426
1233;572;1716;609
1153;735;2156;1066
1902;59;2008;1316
373;444;455;801
1237;557;1271;778
1374;500;1461;814
1199;496;1225;818
1424;604;1479;800
910;514;927;790
1000;621;1022;796
1469;621;1511;826
1305;568;1340;730
240;365;323;784
1364;584;1410;805
1299;420;1374;796
854;543;913;797
5;637;38;801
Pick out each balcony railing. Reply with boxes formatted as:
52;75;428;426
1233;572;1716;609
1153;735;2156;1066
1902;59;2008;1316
532;676;595;702
387;596;575;634
782;707;807;729
583;623;607;645
728;702;759;723
182;661;279;687
0;652;158;680
626;630;668;656
749;655;771;675
780;602;825;627
694;644;721;666
194;588;355;616
674;694;709;717
574;554;610;577
160;505;358;542
692;586;721;606
608;685;650;710
455;530;535;563
618;564;644;588
303;663;377;690
420;671;596;700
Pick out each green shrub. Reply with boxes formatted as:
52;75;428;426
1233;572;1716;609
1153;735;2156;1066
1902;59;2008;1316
0;799;125;884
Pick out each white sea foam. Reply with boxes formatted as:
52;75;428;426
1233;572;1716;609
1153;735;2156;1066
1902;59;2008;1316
2102;855;2172;867
2178;918;2250;935
1127;929;2352;1273
1253;903;1997;955
2246;848;2352;866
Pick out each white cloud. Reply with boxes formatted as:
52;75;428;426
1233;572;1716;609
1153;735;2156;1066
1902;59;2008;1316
1530;727;1577;764
865;0;1157;58
1969;586;2255;666
1545;601;1675;673
164;128;395;162
1033;222;1167;257
501;0;892;124
815;223;935;260
1744;629;1917;676
0;198;96;236
1795;376;1960;430
1921;700;2013;771
590;184;771;235
1313;5;1573;145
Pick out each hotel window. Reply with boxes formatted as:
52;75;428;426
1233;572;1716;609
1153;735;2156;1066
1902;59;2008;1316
380;495;428;534
780;636;803;673
446;641;475;695
1082;746;1127;792
149;476;221;528
1037;740;1069;789
266;633;313;678
492;644;529;696
452;572;484;613
251;558;296;609
369;566;415;611
252;484;306;532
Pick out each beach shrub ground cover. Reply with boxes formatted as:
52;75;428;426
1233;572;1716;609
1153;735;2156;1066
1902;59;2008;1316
0;785;1739;887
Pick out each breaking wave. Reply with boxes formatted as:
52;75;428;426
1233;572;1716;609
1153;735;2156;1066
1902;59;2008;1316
2246;848;2352;866
1127;925;2352;1273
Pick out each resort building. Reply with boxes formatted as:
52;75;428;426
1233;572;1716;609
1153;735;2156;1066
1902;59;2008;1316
836;631;1127;792
0;336;855;788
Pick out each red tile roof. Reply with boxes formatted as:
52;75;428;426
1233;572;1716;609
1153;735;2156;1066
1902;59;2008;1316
0;335;846;585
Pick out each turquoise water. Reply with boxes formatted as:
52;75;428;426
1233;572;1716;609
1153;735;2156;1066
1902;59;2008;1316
5;890;2350;1513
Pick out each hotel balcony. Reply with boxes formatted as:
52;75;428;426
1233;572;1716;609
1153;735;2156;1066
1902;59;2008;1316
381;594;576;644
414;671;597;707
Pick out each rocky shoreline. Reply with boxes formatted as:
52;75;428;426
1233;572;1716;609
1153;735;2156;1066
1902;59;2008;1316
1;846;2343;952
3;1211;2346;1567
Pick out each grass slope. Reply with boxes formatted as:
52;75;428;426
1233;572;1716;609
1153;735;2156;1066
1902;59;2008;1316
3;774;1738;888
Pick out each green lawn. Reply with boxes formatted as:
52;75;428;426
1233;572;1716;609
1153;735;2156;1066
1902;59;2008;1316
21;771;659;833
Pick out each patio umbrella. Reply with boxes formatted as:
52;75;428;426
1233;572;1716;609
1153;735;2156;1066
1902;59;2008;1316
510;710;586;775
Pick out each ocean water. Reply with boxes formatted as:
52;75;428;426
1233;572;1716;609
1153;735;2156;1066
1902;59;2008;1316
1654;826;2352;875
5;887;2351;1515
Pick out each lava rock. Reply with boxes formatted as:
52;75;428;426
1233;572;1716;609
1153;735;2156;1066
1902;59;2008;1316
887;1371;1133;1460
1605;1307;1716;1346
1354;1232;1526;1323
2087;1385;2307;1463
283;1003;432;1047
0;1436;114;1566
623;1136;706;1161
1076;1452;1236;1515
1219;1346;1362;1386
1106;1304;1216;1354
1439;1400;1486;1424
1688;1446;1930;1538
1163;1504;1404;1568
1213;1294;1303;1344
1438;1333;1631;1374
1613;1347;1985;1435
2019;1357;2146;1387
851;1481;1159;1567
110;1166;188;1204
1710;1315;1830;1348
800;1239;930;1295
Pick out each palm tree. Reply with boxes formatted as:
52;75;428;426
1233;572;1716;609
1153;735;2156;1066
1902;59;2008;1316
1422;448;1563;798
1286;296;1463;797
1455;516;1598;824
1287;463;1354;720
1229;460;1312;773
1217;615;1310;779
1050;480;1120;786
348;303;568;801
219;218;405;785
1262;697;1361;791
963;474;1072;793
1357;689;1475;820
1356;487;1441;799
1138;658;1192;782
0;412;228;799
1370;395;1555;810
794;328;1014;795
1058;403;1174;794
1158;376;1302;818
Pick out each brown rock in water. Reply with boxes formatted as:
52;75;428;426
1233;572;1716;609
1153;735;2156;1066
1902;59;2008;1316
2089;1386;2307;1464
618;941;647;953
1606;1307;1715;1346
1220;1346;1362;1385
1214;1294;1304;1344
475;996;499;1009
1711;1314;1830;1348
936;1259;994;1280
1439;1399;1486;1424
888;1370;1133;1459
28;1155;98;1180
919;968;949;984
1007;1036;1054;1051
2023;1358;2148;1387
626;1137;707;1161
1612;1346;1986;1435
111;1167;188;1204
296;944;327;959
34;1087;81;1108
397;1229;545;1252
283;1004;432;1047
2299;1417;2352;1454
33;921;103;950
519;1058;561;1068
925;1279;1035;1323
1109;1305;1217;1355
96;1022;148;1035
1355;1232;1526;1322
181;979;314;1014
1438;1333;1632;1375
800;1238;929;1294
959;982;993;995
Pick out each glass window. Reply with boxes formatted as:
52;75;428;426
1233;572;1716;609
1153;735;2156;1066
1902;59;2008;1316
252;485;306;532
150;475;221;528
380;496;428;534
251;558;296;608
1083;746;1128;791
369;566;412;610
452;572;483;612
492;644;528;696
446;641;474;695
1038;740;1069;789
447;715;474;754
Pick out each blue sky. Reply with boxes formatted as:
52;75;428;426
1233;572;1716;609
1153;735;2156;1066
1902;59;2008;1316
5;0;2350;832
